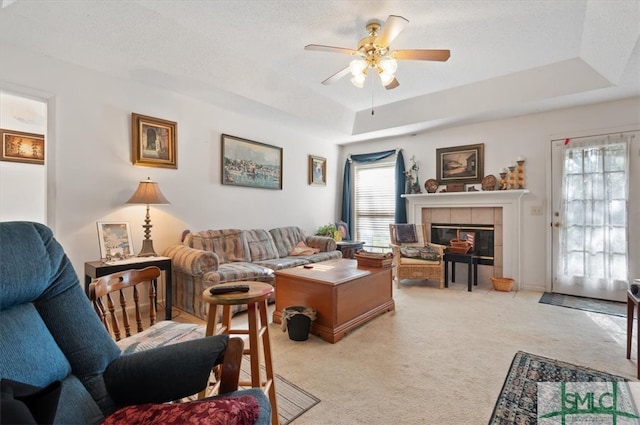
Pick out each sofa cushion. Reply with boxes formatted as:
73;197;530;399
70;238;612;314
203;263;274;285
253;257;310;271
295;251;344;263
400;245;440;261
269;226;307;258
243;229;279;262
191;230;250;264
102;395;260;425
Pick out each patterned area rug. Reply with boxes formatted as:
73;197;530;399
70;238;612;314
240;356;320;425
539;292;625;317
489;351;628;424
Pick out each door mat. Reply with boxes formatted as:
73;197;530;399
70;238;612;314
539;292;625;317
489;351;630;424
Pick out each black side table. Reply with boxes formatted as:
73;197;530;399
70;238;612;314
336;241;365;259
443;252;478;292
84;257;173;320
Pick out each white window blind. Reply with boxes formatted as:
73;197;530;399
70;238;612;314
353;159;396;252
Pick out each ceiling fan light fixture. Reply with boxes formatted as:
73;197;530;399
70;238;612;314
351;74;366;88
378;56;397;74
379;71;395;86
349;59;368;76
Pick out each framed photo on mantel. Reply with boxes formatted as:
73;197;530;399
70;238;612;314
436;143;484;185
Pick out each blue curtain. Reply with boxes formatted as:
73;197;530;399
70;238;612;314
341;149;406;239
395;150;407;223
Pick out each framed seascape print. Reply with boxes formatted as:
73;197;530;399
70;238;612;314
436;143;484;184
309;155;326;185
131;113;177;169
0;129;45;165
221;134;283;190
97;222;134;261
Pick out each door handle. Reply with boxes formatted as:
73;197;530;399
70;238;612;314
554;222;561;227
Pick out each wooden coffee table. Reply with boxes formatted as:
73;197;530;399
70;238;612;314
273;258;394;343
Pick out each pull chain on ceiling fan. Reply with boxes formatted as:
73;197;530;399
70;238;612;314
305;15;450;90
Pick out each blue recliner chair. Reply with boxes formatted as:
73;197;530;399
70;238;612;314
0;221;271;424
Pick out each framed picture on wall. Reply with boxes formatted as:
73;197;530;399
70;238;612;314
436;143;484;184
0;129;45;165
309;155;326;185
131;113;177;169
221;134;283;190
96;222;134;261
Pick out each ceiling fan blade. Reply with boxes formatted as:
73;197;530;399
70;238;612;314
375;15;409;48
305;44;357;55
384;77;399;90
392;49;451;62
321;66;351;85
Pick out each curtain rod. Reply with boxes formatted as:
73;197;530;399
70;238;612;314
552;130;637;143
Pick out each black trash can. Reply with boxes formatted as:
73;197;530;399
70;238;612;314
281;306;316;341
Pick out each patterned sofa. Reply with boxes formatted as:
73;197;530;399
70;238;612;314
163;226;342;320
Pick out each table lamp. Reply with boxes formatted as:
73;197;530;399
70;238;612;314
126;177;170;257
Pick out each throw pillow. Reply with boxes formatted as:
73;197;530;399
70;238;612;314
394;224;418;243
400;245;440;261
335;221;350;241
289;241;319;256
102;395;259;425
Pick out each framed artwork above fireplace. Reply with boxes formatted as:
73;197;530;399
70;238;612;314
436;143;484;184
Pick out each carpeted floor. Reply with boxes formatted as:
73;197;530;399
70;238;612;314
489;351;629;424
539;292;626;317
238;355;320;425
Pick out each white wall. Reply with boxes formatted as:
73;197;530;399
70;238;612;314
0;45;339;278
0;92;47;223
340;97;640;291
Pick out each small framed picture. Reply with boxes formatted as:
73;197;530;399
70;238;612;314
131;113;177;169
0;129;45;165
96;222;134;261
309;155;326;185
436;143;484;184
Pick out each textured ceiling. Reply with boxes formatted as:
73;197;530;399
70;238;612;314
1;0;639;143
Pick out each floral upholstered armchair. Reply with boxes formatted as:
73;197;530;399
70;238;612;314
389;223;445;288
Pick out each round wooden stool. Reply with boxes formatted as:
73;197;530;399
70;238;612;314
202;281;278;425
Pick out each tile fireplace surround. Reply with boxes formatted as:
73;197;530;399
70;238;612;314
402;190;529;290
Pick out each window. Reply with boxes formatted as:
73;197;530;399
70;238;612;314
353;158;396;252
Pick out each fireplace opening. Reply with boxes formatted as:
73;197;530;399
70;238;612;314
430;223;494;265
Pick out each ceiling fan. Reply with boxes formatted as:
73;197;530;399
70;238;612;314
305;15;450;90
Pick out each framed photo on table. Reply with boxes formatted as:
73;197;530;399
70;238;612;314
96;222;134;261
436;143;484;184
131;113;177;169
309;155;326;185
0;129;45;165
221;134;283;190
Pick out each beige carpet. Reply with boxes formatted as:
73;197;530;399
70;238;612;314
173;277;634;424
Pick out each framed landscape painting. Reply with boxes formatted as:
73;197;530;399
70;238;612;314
309;155;326;185
221;134;282;190
131;113;177;169
436;143;484;184
0;129;45;165
97;222;134;261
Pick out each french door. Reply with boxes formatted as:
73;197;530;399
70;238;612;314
551;134;631;302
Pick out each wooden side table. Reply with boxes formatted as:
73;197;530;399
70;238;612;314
627;289;640;379
84;257;172;320
202;281;278;425
336;241;364;259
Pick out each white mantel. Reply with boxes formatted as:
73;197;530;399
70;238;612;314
403;190;529;289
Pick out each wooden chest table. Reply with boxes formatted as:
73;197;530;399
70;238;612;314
273;258;394;343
